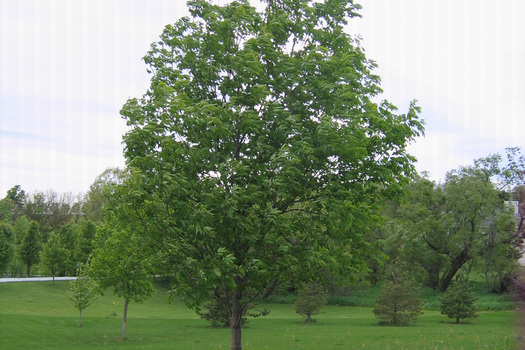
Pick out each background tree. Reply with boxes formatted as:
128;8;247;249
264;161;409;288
0;223;15;274
67;267;100;327
82;168;127;223
478;207;521;293
373;265;422;326
8;216;29;276
74;221;96;265
24;190;81;236
41;232;71;285
89;224;155;340
380;156;516;291
20;221;42;277
116;1;423;349
294;282;328;323
440;281;478;323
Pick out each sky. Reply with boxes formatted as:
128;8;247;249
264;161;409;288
1;0;524;196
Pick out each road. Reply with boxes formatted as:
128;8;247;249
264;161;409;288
0;277;76;283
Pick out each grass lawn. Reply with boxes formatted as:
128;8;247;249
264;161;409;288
0;281;520;349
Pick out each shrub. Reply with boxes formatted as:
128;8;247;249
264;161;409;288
295;282;328;323
373;269;422;326
440;282;478;323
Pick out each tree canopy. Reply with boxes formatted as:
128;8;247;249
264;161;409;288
113;1;423;349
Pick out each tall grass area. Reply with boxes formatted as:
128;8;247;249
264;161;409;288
0;281;519;349
266;280;517;311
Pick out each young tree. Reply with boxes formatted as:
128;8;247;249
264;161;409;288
373;267;422;326
20;222;42;277
294;282;328;323
115;1;423;348
89;225;155;339
67;268;100;327
440;282;478;323
41;232;71;285
0;223;15;274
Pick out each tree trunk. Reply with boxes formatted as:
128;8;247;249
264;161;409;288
121;299;129;339
79;308;83;327
52;272;55;286
230;296;242;350
425;264;441;289
439;250;471;291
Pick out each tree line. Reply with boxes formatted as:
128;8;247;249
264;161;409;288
0;168;124;280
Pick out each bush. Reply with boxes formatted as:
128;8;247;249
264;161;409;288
373;269;422;326
440;282;478;323
295;282;328;323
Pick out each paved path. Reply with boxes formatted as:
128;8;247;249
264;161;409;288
0;277;76;283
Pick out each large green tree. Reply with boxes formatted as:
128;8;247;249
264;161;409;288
115;1;423;349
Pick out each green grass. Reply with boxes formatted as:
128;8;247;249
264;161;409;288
0;281;520;349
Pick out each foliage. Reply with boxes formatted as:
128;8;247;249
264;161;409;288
294;282;328;323
440;281;478;323
67;268;100;327
41;232;71;284
0;222;15;274
20;221;42;277
373;268;423;326
115;0;423;348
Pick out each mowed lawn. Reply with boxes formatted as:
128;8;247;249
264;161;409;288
0;281;520;349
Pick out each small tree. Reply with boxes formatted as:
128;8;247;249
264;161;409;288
295;282;328;323
41;232;71;285
440;282;478;323
20;222;42;277
373;269;422;326
89;225;155;339
67;267;100;327
0;223;15;274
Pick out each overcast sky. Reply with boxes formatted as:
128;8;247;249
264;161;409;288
1;0;524;196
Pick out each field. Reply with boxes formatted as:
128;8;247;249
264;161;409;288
0;281;520;349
